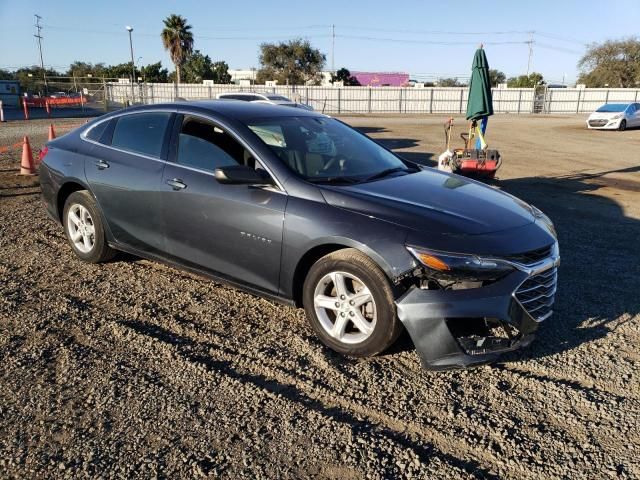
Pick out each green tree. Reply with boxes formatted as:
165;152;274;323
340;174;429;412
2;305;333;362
67;61;92;77
331;67;360;86
181;50;212;83
211;61;231;84
437;77;461;87
180;51;231;84
507;72;545;88
489;69;506;87
65;62;110;84
0;69;13;80
140;62;169;83
578;37;640;87
103;62;136;80
256;39;325;85
161;14;194;84
14;66;61;93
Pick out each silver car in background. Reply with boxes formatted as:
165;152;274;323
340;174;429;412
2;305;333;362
586;103;640;130
216;92;314;111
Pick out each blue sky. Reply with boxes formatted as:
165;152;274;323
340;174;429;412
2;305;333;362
1;0;638;83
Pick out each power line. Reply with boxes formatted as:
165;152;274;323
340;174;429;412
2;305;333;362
336;34;529;46
337;25;534;36
533;42;583;55
41;23;330;41
535;31;587;46
38;22;587;53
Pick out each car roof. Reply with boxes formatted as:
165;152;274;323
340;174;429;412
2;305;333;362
124;100;321;121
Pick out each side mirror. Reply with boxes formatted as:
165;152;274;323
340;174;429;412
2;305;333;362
214;165;274;186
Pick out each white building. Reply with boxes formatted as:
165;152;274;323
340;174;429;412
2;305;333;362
228;69;258;84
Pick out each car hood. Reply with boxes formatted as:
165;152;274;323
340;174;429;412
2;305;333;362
320;169;536;236
589;111;625;119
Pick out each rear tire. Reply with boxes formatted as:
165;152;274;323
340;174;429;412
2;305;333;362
63;190;115;263
619;120;627;131
302;248;402;357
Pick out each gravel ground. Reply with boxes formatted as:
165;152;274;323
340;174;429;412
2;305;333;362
0;115;639;479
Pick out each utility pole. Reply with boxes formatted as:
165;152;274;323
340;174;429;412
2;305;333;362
126;26;135;104
34;14;48;94
526;31;534;77
331;24;335;73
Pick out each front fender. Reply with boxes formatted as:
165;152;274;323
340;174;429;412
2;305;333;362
280;196;414;299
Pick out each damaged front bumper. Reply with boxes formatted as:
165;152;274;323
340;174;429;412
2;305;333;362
396;255;559;370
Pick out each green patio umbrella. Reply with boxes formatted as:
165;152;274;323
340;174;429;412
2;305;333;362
466;46;493;148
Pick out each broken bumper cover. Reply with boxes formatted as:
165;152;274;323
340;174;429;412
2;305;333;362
396;259;558;370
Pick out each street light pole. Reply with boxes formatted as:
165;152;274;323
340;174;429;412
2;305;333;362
126;26;135;104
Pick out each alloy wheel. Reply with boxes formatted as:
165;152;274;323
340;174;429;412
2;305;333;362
313;271;377;344
67;204;96;254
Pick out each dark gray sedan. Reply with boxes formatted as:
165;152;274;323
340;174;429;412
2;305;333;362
39;101;559;369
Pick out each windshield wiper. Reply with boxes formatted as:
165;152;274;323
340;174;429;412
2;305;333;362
307;176;361;185
360;166;416;183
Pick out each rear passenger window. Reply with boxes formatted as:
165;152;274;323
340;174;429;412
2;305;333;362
176;116;249;172
111;112;172;157
85;121;109;143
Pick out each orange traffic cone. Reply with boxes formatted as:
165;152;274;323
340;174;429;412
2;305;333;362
48;124;56;141
20;136;36;175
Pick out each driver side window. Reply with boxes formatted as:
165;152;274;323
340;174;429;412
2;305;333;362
176;116;257;172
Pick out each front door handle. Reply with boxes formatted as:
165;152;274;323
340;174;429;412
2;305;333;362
94;159;109;170
166;178;187;190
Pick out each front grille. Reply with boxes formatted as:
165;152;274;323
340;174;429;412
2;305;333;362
589;119;607;127
505;245;553;265
515;267;558;321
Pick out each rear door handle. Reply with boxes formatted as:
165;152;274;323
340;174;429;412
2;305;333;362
166;178;187;190
94;159;109;170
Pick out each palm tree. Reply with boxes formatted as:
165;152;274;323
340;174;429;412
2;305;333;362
161;14;194;84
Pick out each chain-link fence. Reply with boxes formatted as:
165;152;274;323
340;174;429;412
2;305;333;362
104;82;640;115
18;77;117;118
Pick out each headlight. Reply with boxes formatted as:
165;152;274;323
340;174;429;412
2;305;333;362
406;246;514;281
612;114;623;119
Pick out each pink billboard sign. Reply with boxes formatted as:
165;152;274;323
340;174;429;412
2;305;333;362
352;72;410;87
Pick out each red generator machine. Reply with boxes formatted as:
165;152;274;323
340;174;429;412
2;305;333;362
451;148;502;179
439;118;502;180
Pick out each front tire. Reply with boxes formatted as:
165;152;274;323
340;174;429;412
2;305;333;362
63;190;115;263
619;120;627;131
302;248;402;357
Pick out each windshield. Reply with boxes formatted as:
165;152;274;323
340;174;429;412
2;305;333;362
596;104;628;113
247;116;410;182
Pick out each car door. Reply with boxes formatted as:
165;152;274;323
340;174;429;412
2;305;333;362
84;110;174;255
633;103;640;127
160;113;287;294
624;104;635;126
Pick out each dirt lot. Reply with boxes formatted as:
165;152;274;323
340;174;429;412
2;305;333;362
0;115;638;479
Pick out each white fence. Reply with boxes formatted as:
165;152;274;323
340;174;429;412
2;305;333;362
540;88;640;113
105;83;640;115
